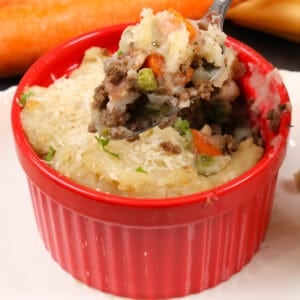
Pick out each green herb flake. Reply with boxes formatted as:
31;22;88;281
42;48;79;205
173;118;192;150
101;127;110;137
45;146;56;162
136;167;148;174
19;91;34;107
117;50;124;56
95;135;120;159
173;118;190;135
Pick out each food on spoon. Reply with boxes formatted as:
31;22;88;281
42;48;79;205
20;9;264;198
89;8;238;139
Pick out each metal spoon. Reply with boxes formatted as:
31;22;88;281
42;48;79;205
198;0;232;29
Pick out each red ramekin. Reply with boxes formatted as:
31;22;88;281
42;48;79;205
11;24;291;299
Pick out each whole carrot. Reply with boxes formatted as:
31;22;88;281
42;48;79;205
0;0;212;77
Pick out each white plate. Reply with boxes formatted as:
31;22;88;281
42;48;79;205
0;70;299;300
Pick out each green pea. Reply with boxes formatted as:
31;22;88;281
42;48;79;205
137;68;158;92
195;154;214;176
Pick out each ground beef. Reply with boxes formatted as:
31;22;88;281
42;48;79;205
230;58;246;80
251;126;264;147
88;123;97;133
159;141;182;154
105;60;128;85
194;80;214;101
91;68;139;134
92;84;108;109
156;77;176;96
223;134;238;154
101;108;130;128
267;103;288;133
109;126;137;140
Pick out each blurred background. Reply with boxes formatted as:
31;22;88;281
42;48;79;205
0;0;299;90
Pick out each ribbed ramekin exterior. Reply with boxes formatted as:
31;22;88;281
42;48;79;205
27;174;277;299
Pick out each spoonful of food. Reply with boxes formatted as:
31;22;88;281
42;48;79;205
89;0;233;140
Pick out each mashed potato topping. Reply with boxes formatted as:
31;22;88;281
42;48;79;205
21;10;263;198
21;48;263;198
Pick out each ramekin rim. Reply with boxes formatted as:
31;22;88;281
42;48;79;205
11;23;291;209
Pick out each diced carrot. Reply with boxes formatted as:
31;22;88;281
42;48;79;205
191;129;222;156
184;67;194;84
144;53;165;77
184;19;197;42
176;67;194;85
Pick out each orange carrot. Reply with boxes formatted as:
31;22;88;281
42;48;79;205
191;129;222;156
144;53;165;77
184;19;197;42
0;0;213;77
186;67;195;82
182;67;195;84
175;67;195;85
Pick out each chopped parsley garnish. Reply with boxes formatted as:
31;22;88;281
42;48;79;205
45;146;56;162
173;117;192;149
136;167;148;174
117;50;124;56
95;135;120;158
101;127;110;137
173;118;190;135
19;91;34;107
